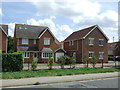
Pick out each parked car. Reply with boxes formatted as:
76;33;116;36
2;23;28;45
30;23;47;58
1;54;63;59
115;56;120;61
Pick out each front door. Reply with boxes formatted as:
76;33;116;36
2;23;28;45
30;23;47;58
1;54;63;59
33;52;38;62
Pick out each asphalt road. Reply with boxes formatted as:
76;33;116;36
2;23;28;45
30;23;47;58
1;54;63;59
5;77;119;88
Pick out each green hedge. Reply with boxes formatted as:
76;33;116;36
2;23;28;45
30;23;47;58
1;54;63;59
2;52;24;72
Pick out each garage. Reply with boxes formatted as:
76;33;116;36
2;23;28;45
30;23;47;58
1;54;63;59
55;52;64;62
55;48;66;62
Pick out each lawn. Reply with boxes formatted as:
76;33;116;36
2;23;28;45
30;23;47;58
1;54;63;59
1;68;119;79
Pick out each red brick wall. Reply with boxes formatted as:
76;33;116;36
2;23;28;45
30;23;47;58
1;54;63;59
83;28;108;63
0;28;7;53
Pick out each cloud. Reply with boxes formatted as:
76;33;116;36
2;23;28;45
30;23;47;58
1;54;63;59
27;18;73;41
8;23;15;37
0;8;3;16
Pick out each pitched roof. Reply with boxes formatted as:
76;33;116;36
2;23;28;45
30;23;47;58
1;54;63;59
15;24;48;39
0;24;8;36
64;25;108;41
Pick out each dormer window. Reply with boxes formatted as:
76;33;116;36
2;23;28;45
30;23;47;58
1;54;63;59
19;26;22;29
44;38;50;45
22;39;28;44
89;38;94;46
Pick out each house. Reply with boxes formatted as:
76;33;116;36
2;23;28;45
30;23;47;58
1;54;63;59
108;42;117;57
14;24;65;63
114;41;120;56
0;24;8;53
64;25;108;63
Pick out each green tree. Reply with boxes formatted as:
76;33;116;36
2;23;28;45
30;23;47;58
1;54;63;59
91;56;97;68
83;55;87;67
47;54;54;70
58;55;66;69
69;56;76;69
7;36;14;53
31;61;38;70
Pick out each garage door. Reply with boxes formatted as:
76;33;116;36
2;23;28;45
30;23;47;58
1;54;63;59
56;53;64;62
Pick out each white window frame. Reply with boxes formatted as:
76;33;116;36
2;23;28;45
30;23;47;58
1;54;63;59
89;38;94;46
99;39;104;46
99;52;104;59
72;40;74;46
22;39;28;44
69;41;71;46
44;38;50;45
24;52;30;58
34;39;36;44
89;51;94;59
42;52;52;59
34;52;38;58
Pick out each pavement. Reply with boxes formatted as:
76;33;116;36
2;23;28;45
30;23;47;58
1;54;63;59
1;72;119;88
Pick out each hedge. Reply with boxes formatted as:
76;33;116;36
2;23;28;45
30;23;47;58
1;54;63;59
2;52;24;72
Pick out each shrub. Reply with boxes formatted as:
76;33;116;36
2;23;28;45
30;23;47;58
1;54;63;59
2;52;23;72
31;61;38;70
91;56;97;68
58;55;66;69
47;54;54;70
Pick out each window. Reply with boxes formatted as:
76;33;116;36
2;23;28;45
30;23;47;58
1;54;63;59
34;53;38;58
24;52;30;58
89;51;94;58
72;40;74;46
99;39;104;46
34;39;36;44
99;52;104;59
42;53;52;58
69;41;71;46
89;38;94;46
22;39;28;44
19;26;22;29
44;38;50;45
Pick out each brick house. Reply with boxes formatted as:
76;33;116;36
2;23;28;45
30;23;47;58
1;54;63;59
0;24;8;53
64;25;108;63
14;24;65;63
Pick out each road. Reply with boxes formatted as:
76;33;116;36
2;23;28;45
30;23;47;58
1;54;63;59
4;77;119;88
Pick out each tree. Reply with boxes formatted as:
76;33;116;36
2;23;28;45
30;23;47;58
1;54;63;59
91;56;97;68
31;61;38;71
7;36;14;53
58;55;66;69
47;54;54;70
69;56;76;69
83;55;87;67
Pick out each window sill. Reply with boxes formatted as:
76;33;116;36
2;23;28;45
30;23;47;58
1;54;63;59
89;44;94;46
99;45;103;46
24;57;30;58
99;58;103;59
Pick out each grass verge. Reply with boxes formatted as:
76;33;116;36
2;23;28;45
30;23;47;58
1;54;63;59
1;68;119;79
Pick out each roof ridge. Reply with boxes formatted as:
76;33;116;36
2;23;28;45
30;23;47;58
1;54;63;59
15;23;48;27
74;25;97;33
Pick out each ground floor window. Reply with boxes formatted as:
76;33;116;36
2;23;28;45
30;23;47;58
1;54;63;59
42;53;52;58
89;51;94;58
24;52;30;58
34;52;38;58
99;52;104;59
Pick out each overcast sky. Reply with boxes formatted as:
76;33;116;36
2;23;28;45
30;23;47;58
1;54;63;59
0;0;119;42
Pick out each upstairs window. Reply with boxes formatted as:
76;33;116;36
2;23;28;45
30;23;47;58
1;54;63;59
89;51;94;58
99;52;104;59
22;39;28;44
44;38;50;45
72;40;74;46
99;39;104;46
89;38;94;46
34;39;36;44
69;41;71;46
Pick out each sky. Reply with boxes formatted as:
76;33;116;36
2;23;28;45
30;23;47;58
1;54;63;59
0;0;119;42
